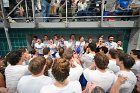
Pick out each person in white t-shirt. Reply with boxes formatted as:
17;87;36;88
131;49;140;75
105;35;117;50
107;49;120;74
40;58;82;93
75;36;85;54
34;39;45;56
80;43;96;69
17;56;53;93
5;50;30;93
67;34;76;51
83;52;116;92
116;53;137;93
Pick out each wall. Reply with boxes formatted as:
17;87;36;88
0;28;131;56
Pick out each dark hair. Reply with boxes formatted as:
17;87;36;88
30;49;36;55
94;52;109;70
91;86;105;93
131;49;140;59
52;58;70;82
33;36;38;39
109;49;118;59
59;47;64;58
88;43;96;52
29;56;46;75
43;47;50;55
79;36;84;40
70;34;75;38
6;51;22;65
108;35;114;39
100;46;108;54
18;47;27;53
117;53;135;69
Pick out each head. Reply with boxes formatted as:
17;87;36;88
29;56;46;75
49;39;54;44
108;49;118;59
88;43;96;52
58;47;64;58
44;57;53;76
43;47;51;55
37;39;42;44
70;34;75;40
100;46;108;54
117;40;122;46
33;36;38;41
54;34;59;40
108;35;114;43
52;58;70;82
88;38;93;43
91;86;105;93
130;49;140;59
30;49;37;55
94;52;109;70
116;53;135;70
6;50;23;65
44;35;49;40
98;37;104;43
0;57;4;68
63;48;73;60
79;36;84;42
18;48;30;61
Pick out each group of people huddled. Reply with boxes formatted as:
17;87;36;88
0;34;140;93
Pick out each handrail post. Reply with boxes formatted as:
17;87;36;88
100;0;104;27
0;0;12;51
65;0;68;27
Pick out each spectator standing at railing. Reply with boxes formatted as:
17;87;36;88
77;0;87;20
51;0;60;16
58;0;72;22
40;0;51;22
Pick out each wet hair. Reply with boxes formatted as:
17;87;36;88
58;47;64;58
6;50;22;65
109;49;118;59
44;57;53;76
29;56;46;75
117;53;135;69
30;49;36;55
52;58;70;82
62;48;73;60
18;47;27;54
88;43;96;52
91;86;105;93
43;47;50;55
100;46;108;54
131;49;140;59
108;35;114;39
94;52;109;70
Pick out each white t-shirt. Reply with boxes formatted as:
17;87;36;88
76;41;85;54
68;62;83;81
105;41;117;50
40;81;82;93
17;75;53;93
108;59;120;74
83;68;116;92
35;43;45;54
80;53;95;69
132;60;140;75
116;71;137;93
5;64;29;93
78;2;87;11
